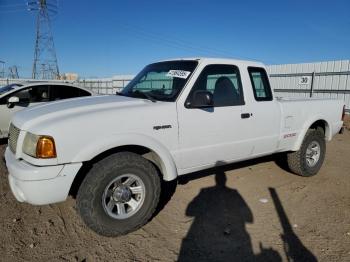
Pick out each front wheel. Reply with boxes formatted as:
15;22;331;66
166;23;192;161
287;129;326;177
76;152;161;236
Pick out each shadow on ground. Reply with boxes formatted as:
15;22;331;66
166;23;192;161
175;161;317;261
156;154;290;228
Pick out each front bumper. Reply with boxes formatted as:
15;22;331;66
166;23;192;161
4;147;82;205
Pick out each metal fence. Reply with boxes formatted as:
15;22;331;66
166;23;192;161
1;60;349;111
0;78;132;95
267;60;350;112
77;79;132;94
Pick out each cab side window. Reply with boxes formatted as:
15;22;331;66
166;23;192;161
12;85;50;104
50;85;91;101
248;67;272;101
188;64;244;107
30;85;50;102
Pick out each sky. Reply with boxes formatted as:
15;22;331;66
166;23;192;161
0;0;350;78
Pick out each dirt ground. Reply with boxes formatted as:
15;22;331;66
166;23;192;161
0;119;350;262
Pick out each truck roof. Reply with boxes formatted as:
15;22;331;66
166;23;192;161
158;57;265;68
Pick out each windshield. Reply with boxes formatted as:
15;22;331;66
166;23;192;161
120;60;198;102
0;83;23;95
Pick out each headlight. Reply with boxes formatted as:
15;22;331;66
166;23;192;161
22;132;38;157
22;132;57;159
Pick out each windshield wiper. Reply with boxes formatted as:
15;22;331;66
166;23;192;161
129;90;157;102
116;91;127;97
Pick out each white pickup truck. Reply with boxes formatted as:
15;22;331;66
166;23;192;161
5;58;345;236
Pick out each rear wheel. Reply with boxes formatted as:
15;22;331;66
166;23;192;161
287;128;326;177
77;152;161;236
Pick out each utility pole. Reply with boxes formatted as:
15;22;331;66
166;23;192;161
28;0;60;79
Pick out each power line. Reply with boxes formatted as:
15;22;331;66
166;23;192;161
0;2;27;11
0;9;27;14
0;3;26;8
116;22;258;61
119;23;233;57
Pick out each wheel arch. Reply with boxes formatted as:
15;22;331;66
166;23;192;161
69;134;178;197
292;118;330;151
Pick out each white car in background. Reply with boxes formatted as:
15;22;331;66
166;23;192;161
0;82;94;138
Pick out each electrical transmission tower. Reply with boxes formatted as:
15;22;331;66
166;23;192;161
28;0;60;79
8;66;19;79
0;61;5;78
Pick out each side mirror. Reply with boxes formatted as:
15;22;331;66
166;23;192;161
7;96;19;108
187;90;213;108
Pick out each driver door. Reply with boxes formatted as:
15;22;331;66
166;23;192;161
177;64;253;171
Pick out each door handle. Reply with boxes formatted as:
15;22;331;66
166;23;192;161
241;113;252;119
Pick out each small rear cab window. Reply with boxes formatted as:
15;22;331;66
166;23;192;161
248;67;272;101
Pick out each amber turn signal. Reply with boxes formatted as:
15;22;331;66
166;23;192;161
36;136;57;158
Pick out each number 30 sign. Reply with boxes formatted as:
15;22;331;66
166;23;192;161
299;76;311;85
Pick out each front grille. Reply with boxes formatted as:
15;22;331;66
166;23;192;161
8;123;20;153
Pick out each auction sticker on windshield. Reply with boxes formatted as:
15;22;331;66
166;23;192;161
166;70;191;79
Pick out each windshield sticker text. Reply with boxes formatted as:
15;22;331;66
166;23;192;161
166;70;191;79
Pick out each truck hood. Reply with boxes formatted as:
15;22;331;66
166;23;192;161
12;95;151;131
11;93;178;165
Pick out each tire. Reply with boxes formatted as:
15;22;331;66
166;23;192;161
287;128;326;177
76;152;161;236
